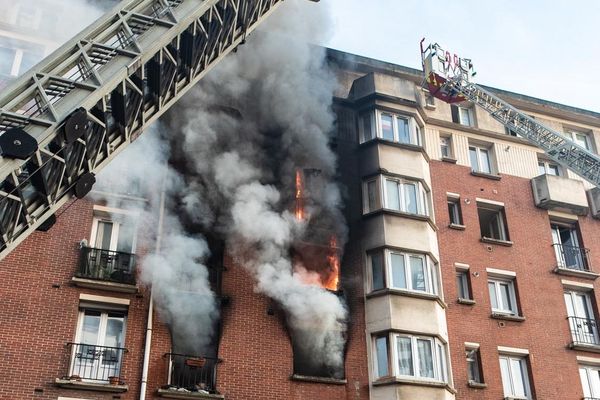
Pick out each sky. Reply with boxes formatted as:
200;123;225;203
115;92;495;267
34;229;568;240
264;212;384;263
324;0;600;113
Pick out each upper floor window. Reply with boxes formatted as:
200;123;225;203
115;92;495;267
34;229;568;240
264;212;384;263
551;221;587;271
368;249;438;295
488;277;518;315
567;129;593;152
538;159;561;176
466;346;484;384
91;215;137;254
580;365;600;399
456;269;472;300
373;333;447;382
469;144;493;174
447;195;463;226
359;110;421;146
440;135;453;159
477;202;510;242
363;176;430;217
565;290;599;346
499;355;532;399
451;105;475;127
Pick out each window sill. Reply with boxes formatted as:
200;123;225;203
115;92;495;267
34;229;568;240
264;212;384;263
491;313;525;322
363;209;437;231
569;342;600;354
554;267;599;280
71;277;138;294
470;171;501;180
290;374;347;385
481;237;513;247
55;378;128;393
458;298;476;305
441;156;457;164
504;396;529;400
157;388;224;399
367;288;446;308
449;223;466;230
373;376;456;394
359;138;431;162
468;381;487;389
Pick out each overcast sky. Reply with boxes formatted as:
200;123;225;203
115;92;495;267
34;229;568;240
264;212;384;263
324;0;600;113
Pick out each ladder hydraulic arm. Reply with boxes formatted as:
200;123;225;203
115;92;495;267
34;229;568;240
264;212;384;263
420;40;600;187
0;0;318;260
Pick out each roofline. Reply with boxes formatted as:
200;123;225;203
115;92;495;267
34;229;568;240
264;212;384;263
325;47;600;120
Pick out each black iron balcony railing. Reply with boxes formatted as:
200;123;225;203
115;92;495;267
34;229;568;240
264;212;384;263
67;342;127;382
163;353;221;394
553;243;591;272
78;247;136;285
568;316;600;346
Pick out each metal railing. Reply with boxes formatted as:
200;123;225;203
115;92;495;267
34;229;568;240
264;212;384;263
67;342;127;382
553;243;591;271
568;316;600;346
164;353;221;394
78;246;136;285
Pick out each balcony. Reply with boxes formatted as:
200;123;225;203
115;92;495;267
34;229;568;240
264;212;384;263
553;244;598;279
73;247;137;292
55;343;128;392
531;174;589;215
568;316;600;352
157;353;223;399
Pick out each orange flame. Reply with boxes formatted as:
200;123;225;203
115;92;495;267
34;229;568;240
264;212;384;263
323;235;340;291
295;169;305;221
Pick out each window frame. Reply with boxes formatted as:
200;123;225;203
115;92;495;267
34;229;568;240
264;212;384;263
477;202;509;241
359;110;422;146
440;135;453;159
488;277;519;315
367;249;438;295
537;159;561;176
469;144;493;174
499;354;532;399
447;197;463;226
579;364;600;399
465;347;484;384
456;270;472;300
373;333;448;383
363;175;430;217
89;209;138;254
567;129;593;152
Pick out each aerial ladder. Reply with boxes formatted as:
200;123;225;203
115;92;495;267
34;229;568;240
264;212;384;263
420;39;600;188
0;0;318;260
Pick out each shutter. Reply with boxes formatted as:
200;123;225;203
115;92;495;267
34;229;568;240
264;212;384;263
451;105;459;123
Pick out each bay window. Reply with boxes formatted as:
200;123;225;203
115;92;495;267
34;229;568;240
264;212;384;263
363;175;430;216
368;249;438;295
373;333;448;383
359;110;422;146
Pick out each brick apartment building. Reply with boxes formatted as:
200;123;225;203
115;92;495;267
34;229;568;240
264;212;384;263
3;5;600;400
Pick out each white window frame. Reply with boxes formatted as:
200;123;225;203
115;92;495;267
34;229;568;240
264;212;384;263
456;270;471;300
477;202;509;241
372;333;448;382
488;277;518;315
359;110;422;146
447;197;462;225
440;135;453;158
567;129;593;152
363;176;430;216
499;354;532;399
458;106;474;127
537;159;561;176
579;364;600;399
465;345;483;384
469;144;493;174
367;249;438;295
89;209;138;253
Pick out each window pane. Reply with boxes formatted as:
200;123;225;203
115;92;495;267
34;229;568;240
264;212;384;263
0;46;15;75
488;282;498;309
469;147;479;171
105;317;124;348
467;350;480;382
510;358;527;397
460;108;471;125
403;183;418;214
548;164;559;176
385;180;400;210
448;201;459;224
538;161;546;175
367;181;377;211
590;368;600;397
390;253;406;289
440;137;450;157
362;114;373;141
397;117;410;143
81;312;101;345
410;256;426;291
500;283;513;312
479;149;491;173
375;337;389;377
417;339;434;378
371;253;385;290
96;221;113;250
580;367;592;398
116;220;135;253
456;272;467;298
499;357;512;396
397;337;414;376
381;114;394;140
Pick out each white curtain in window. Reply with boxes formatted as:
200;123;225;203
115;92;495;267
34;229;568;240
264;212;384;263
385;180;400;210
417;339;434;378
410;256;426;291
397;337;413;376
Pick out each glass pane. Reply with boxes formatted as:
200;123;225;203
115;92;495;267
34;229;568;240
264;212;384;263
548;164;559;176
469;147;479;171
448;201;459;224
371;253;385;290
81;312;101;345
397;337;414;376
510;358;526;397
459;108;471;125
362;114;373;141
538;162;546;175
467;350;480;382
385;180;400;210
95;221;113;250
0;46;15;75
403;183;417;214
116;220;135;253
479;149;491;173
397;117;410;143
456;272;467;298
500;283;513;312
367;181;378;211
499;357;512;396
19;48;44;75
580;367;592;398
381;114;394;140
104;317;124;348
375;337;389;377
575;133;590;150
410;256;426;291
488;282;498;309
390;253;406;289
590;368;600;397
417;339;434;378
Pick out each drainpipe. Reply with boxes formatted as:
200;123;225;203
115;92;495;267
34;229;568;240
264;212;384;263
140;168;167;400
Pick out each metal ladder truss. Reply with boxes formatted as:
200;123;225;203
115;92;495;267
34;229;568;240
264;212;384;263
0;0;289;259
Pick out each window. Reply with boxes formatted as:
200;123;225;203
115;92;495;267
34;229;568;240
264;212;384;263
568;130;593;152
359;110;421;146
71;308;127;382
466;347;483;384
425;93;436;108
499;355;532;399
368;249;438;295
451;105;475;127
91;215;137;254
565;290;599;345
456;270;472;300
538;159;560;176
551;222;586;270
488;278;518;315
0;40;44;78
579;365;600;399
363;176;430;216
469;145;493;174
447;196;463;226
440;135;453;159
373;333;447;382
477;203;509;241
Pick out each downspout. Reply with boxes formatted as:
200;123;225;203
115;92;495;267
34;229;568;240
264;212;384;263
140;168;168;400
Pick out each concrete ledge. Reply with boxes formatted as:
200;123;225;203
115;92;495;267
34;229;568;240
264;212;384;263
554;267;599;280
468;381;487;389
373;376;456;394
570;342;600;354
441;156;457;164
448;223;466;230
290;374;347;385
72;277;138;294
457;298;476;306
157;388;224;399
55;378;128;392
491;313;525;322
471;171;501;180
367;288;446;309
481;237;513;247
